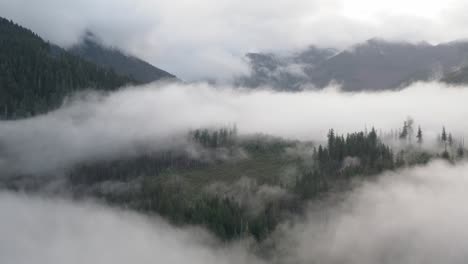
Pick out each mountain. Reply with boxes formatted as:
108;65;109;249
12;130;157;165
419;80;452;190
442;65;468;84
239;39;468;91
309;39;468;91
441;40;468;84
0;17;136;119
237;46;337;91
69;32;176;83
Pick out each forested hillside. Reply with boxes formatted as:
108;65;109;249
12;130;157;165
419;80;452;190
3;124;458;241
0;17;135;119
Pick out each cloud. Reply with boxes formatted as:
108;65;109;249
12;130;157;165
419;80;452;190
1;81;467;175
274;161;468;264
2;0;468;80
3;159;468;263
0;191;260;264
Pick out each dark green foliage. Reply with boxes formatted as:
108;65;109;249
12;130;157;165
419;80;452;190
400;121;409;140
0;127;439;242
323;128;393;173
0;17;135;119
295;128;395;199
138;180;287;241
395;150;406;167
441;127;448;144
457;145;465;158
69;151;205;186
62;128;401;241
190;126;238;148
416;126;423;144
448;133;454;146
62;132;297;241
441;150;451;160
407;151;432;165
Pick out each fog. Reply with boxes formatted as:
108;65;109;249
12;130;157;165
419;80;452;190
1;81;467;175
274;161;468;264
3;1;468;262
3;161;468;264
0;191;261;264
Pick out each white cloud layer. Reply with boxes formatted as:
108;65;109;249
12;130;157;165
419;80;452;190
0;191;260;264
2;161;468;264
2;0;468;80
276;161;468;264
0;81;467;175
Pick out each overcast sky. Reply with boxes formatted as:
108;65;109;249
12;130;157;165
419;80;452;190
1;0;468;80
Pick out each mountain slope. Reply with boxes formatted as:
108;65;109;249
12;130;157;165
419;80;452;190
442;66;468;84
0;17;136;119
237;46;337;90
69;32;176;84
309;39;468;91
239;39;468;91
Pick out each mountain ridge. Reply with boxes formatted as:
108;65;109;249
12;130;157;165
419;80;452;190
69;31;177;84
239;38;468;91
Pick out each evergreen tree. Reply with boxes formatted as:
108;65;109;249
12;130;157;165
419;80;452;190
0;17;136;119
441;127;448;151
399;121;408;140
441;150;451;160
416;126;423;144
327;129;335;157
406;118;414;144
441;127;447;143
457;144;465;158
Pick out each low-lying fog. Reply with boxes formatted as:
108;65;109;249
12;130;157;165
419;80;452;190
1;81;467;174
2;161;468;264
2;81;468;263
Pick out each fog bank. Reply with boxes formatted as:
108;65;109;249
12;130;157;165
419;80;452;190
1;81;467;174
3;161;468;263
276;161;468;264
0;191;260;264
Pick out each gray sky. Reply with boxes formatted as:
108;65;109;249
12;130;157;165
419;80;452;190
1;0;468;80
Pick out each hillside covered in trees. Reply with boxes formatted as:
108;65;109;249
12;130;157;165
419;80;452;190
2;124;462;242
0;17;137;119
